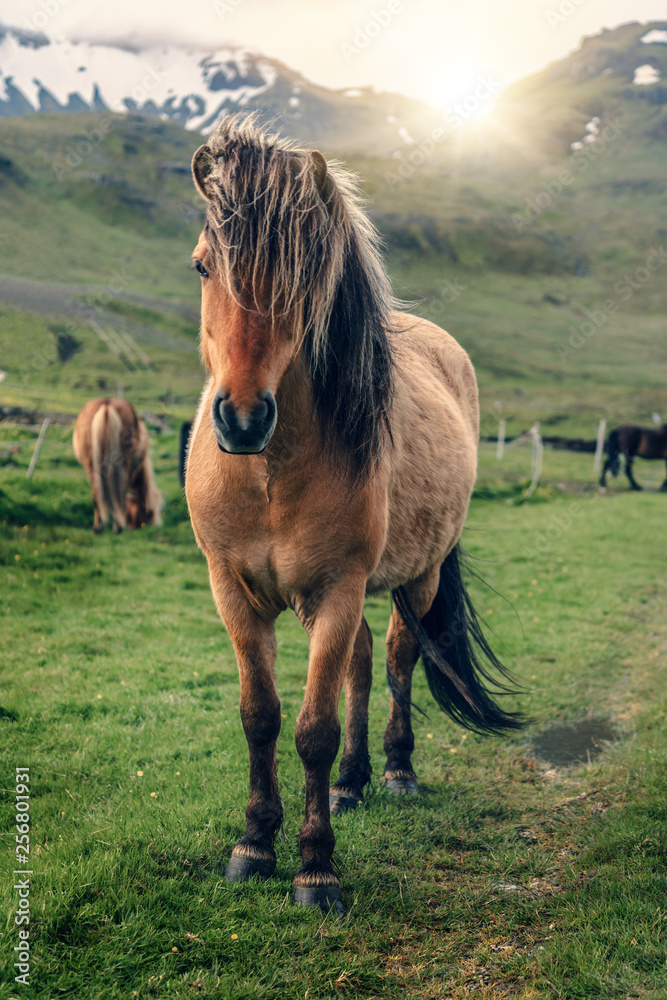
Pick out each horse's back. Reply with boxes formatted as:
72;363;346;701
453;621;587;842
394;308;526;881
73;397;141;468
614;424;667;459
391;312;479;438
369;313;479;593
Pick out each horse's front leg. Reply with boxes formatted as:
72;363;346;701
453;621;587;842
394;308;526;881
207;560;283;882
294;577;366;913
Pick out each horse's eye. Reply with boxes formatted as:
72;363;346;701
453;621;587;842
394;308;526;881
194;259;209;278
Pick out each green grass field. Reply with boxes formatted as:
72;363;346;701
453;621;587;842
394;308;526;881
1;425;666;999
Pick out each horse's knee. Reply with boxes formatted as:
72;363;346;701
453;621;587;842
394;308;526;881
295;710;340;770
240;695;281;749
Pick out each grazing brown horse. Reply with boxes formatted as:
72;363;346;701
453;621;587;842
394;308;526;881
73;397;163;533
185;115;523;914
600;424;667;491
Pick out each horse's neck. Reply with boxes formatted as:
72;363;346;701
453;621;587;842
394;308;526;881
266;358;320;479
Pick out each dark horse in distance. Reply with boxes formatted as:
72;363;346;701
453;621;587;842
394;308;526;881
184;115;524;914
600;424;667;491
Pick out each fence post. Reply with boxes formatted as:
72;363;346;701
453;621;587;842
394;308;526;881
26;418;50;480
592;418;607;476
522;422;543;501
496;419;506;460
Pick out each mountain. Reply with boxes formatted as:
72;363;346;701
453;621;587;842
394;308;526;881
2;19;665;166
0;26;443;156
460;20;667;166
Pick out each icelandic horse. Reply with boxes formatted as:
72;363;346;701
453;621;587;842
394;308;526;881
184;116;524;914
600;424;667;491
73;397;163;533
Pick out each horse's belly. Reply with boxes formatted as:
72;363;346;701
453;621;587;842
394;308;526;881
367;448;476;593
367;320;478;593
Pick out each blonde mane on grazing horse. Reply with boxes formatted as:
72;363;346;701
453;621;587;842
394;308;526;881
192;113;397;477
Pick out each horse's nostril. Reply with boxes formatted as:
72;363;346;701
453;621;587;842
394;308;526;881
261;391;276;428
255;399;268;423
221;400;234;423
212;392;232;431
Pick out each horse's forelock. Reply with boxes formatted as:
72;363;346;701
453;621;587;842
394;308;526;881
202;114;397;479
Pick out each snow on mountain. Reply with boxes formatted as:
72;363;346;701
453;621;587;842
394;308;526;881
0;26;451;156
0;28;278;131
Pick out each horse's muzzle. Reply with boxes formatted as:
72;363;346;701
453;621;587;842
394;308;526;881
211;388;277;454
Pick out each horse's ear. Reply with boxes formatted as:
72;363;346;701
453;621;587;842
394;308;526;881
311;150;328;196
192;144;214;201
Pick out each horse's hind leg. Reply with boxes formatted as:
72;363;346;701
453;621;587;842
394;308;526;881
87;464;104;533
382;568;439;796
208;564;283;883
92;500;104;534
329;617;373;815
660;460;667;492
625;455;642;491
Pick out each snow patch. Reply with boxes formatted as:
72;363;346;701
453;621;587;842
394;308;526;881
0;31;277;132
343;88;363;98
633;64;661;85
570;116;600;150
641;29;667;44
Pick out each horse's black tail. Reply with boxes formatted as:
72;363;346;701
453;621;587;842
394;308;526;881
392;544;525;735
606;429;621;477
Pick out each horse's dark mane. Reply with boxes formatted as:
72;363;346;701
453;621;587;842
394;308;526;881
200;114;397;479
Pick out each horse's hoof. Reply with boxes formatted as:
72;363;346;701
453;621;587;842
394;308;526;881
382;771;419;796
225;850;276;883
329;789;362;815
293;885;345;915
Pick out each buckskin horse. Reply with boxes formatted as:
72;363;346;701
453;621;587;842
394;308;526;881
600;424;667;491
73;397;163;533
185;115;523;914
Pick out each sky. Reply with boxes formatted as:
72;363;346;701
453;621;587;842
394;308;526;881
4;0;667;107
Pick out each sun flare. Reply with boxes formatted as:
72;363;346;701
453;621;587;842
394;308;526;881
419;58;501;123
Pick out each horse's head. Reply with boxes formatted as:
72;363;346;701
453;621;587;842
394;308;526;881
125;491;153;529
190;130;330;455
190;232;288;454
189;115;395;477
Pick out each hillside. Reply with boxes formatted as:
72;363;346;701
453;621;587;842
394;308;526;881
0;22;665;438
0;26;442;156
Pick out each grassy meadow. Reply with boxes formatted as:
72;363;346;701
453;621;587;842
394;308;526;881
1;86;667;997
1;424;666;999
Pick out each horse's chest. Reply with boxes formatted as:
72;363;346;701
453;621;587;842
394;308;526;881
194;479;311;595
